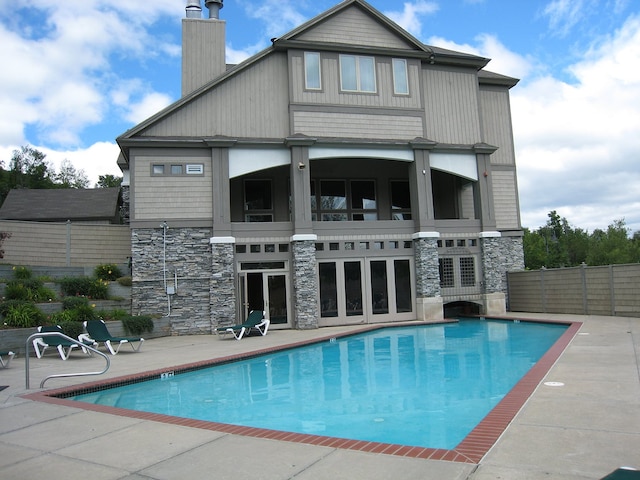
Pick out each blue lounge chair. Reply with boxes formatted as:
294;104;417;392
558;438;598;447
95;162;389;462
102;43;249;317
32;325;95;360
0;350;15;368
215;310;270;340
81;320;144;355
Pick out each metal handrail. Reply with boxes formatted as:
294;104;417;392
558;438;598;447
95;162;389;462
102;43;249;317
25;331;111;389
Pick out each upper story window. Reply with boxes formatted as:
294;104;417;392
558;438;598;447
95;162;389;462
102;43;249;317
244;179;273;222
339;55;376;93
392;58;409;95
304;52;321;90
311;179;378;221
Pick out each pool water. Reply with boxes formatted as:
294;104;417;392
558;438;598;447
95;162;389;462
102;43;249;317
71;319;567;449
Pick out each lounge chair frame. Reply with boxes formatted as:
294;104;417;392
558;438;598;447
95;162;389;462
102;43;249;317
32;326;95;361
215;310;270;340
0;350;15;368
81;320;144;355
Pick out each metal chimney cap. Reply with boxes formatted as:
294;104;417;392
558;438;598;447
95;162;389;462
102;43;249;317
205;0;223;19
185;0;202;19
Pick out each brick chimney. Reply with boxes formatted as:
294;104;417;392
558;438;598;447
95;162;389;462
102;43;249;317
182;0;226;96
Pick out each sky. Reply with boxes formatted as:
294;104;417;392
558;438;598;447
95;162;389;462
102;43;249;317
1;0;639;234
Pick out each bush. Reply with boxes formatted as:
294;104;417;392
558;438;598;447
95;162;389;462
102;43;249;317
94;264;122;281
121;315;154;336
59;277;108;299
95;308;129;321
4;279;56;302
62;296;89;310
58;320;84;340
3;302;44;328
0;299;31;317
116;276;132;287
13;265;32;280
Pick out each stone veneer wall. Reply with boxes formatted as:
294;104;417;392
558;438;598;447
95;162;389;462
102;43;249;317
131;227;214;335
209;242;236;330
292;240;319;329
414;237;441;298
480;236;524;307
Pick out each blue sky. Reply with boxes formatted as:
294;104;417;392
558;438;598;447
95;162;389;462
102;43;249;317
1;0;639;234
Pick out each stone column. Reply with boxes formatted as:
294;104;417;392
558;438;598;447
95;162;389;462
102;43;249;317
292;235;318;329
413;233;443;321
210;237;236;331
480;232;524;315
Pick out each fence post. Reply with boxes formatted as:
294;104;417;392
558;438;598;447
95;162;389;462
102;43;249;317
540;267;547;313
581;262;588;314
66;220;71;267
609;265;615;316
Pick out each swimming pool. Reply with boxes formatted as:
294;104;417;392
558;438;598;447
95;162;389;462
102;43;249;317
67;319;568;451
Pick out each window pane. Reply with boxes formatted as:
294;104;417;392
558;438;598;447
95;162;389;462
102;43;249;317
370;260;389;314
439;258;454;288
319;263;338;317
171;164;183;174
394;259;412;313
152;164;164;174
351;180;376;209
460;257;476;287
320;180;346;210
340;55;357;91
244;180;272;210
305;52;321;89
344;261;363;316
393;58;409;94
359;57;376;92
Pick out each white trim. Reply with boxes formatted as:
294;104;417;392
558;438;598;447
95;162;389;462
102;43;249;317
309;147;413;162
229;148;290;178
291;234;318;242
412;231;440;239
479;231;501;238
430;153;478;181
210;236;236;244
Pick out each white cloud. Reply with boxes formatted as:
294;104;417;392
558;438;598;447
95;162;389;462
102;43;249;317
0;1;180;148
384;1;439;37
512;15;640;232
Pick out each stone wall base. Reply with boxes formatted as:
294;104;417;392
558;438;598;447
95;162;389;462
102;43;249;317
483;292;507;316
416;296;444;322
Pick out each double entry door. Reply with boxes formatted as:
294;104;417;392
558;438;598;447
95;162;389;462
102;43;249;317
238;264;290;328
318;257;414;326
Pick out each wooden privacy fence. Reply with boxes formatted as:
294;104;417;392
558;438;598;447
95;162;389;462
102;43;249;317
0;220;131;268
508;264;640;317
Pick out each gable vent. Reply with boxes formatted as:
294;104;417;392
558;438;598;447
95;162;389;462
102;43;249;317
186;164;204;174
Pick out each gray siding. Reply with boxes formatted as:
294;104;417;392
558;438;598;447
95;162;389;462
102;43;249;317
293;110;423;139
296;6;415;49
141;54;290;139
422;68;481;144
480;87;516;165
492;170;520;230
132;150;213;221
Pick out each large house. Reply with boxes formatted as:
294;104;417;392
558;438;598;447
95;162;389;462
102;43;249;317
116;0;524;334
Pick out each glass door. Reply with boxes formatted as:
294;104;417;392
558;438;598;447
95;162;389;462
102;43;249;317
238;266;290;328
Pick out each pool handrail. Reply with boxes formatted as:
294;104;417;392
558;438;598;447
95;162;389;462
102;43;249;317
25;331;111;389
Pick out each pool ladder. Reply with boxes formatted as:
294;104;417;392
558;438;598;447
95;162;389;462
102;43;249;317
25;331;111;389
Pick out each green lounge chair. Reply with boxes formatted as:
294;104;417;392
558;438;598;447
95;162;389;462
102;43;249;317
32;325;95;360
0;350;15;368
600;468;640;479
215;310;270;340
81;319;144;355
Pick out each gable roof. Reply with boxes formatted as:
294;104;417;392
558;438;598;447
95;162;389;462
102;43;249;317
117;0;503;153
0;188;121;223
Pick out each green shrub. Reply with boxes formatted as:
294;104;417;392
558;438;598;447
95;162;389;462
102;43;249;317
62;296;89;310
12;265;32;280
58;320;84;340
4;279;54;302
94;264;122;281
3;303;44;328
0;299;31;317
121;315;154;336
96;308;129;321
116;276;132;287
59;277;108;299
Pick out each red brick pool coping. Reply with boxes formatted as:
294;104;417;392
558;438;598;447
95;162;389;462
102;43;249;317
23;318;581;464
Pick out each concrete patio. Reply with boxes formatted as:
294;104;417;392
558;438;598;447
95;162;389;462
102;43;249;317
0;313;638;479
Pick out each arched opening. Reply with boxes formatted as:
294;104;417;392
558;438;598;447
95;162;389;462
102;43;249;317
444;301;481;318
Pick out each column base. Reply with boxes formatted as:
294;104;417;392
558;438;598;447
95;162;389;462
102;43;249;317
483;292;506;316
416;296;444;322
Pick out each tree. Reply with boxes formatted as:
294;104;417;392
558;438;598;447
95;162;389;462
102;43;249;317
9;145;56;189
96;174;123;188
586;219;634;266
56;159;89;189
